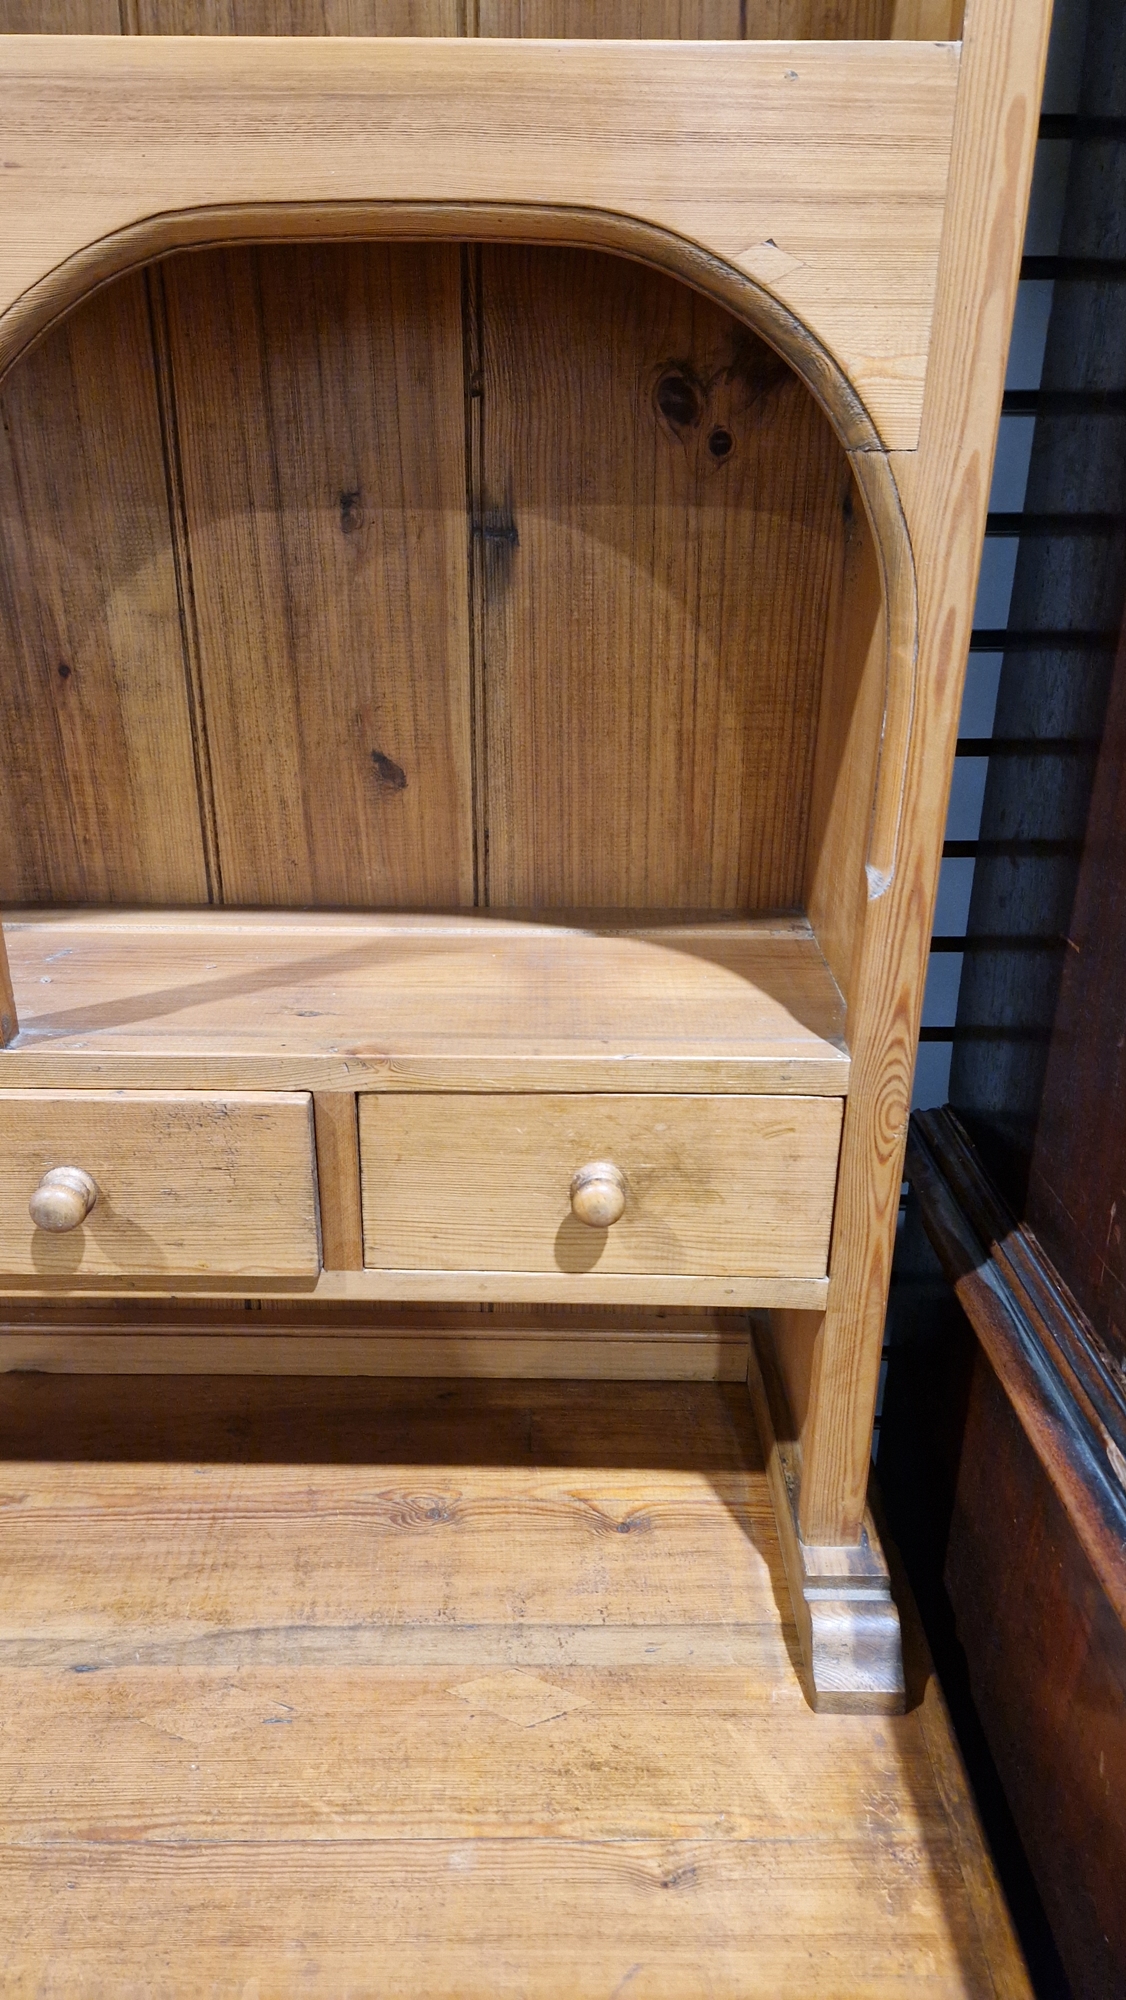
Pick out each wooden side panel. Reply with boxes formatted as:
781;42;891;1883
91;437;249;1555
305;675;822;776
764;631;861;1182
798;0;1053;1543
129;1;460;28
0;1089;319;1276
764;1306;824;1443
360;1092;843;1277
477;247;850;911
0;277;209;906
161;245;475;909
804;469;887;1015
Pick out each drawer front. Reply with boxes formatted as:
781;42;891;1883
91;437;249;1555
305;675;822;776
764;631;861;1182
0;1091;319;1277
360;1094;843;1278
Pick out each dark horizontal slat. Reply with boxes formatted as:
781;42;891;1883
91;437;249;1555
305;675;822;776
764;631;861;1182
956;736;1100;756
1037;112;1126;141
985;512;1124;537
968;627;1119;651
943;838;1084;860
929;935;1067;954
917;1028;1054;1048
1002;388;1126;416
1020;256;1126;281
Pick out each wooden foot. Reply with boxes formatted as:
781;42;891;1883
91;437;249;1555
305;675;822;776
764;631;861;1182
747;1326;905;1715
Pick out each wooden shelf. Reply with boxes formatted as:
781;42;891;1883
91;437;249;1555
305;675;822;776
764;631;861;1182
0;909;848;1094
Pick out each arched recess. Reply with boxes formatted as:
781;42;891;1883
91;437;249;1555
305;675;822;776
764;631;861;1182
0;203;916;1031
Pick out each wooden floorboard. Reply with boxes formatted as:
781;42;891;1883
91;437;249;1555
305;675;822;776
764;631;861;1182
0;1376;1028;1997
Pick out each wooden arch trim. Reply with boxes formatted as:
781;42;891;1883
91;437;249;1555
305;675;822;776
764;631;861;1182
0;201;886;450
0;33;958;449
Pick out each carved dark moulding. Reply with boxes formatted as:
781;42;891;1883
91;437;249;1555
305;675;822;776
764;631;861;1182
906;1105;1126;1627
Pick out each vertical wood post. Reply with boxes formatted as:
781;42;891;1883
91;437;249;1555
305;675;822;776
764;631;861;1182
798;0;1055;1546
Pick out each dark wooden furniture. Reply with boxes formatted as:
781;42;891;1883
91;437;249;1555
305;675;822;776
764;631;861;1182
903;620;1126;1996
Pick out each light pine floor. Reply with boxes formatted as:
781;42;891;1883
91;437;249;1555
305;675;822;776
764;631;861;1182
0;1375;1029;1997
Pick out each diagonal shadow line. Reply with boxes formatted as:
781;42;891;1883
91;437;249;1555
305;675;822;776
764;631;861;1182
11;926;835;1044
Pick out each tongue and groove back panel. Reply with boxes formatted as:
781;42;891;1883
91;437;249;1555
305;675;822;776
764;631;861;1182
159;244;475;910
0;5;963;32
0;272;211;904
0;235;858;913
0;0;954;913
471;249;850;911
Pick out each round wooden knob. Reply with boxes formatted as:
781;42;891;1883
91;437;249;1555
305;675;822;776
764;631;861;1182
570;1161;627;1229
29;1167;98;1233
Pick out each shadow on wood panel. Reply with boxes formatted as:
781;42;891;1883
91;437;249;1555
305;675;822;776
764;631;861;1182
0;1371;767;1468
475;245;853;910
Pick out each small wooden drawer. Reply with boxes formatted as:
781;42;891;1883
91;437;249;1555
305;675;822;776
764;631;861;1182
360;1093;843;1279
0;1090;319;1278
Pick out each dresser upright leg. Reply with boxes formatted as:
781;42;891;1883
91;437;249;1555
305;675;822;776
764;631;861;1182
748;1315;905;1715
